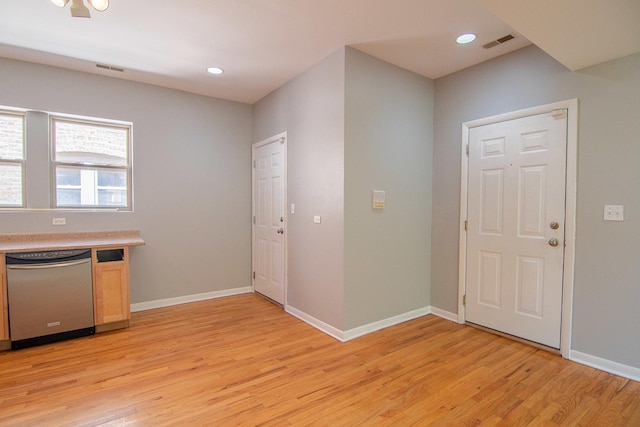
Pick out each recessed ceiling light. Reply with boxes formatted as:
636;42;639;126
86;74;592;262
456;33;477;45
206;67;224;75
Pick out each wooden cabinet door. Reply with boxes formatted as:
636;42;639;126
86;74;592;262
93;248;130;325
0;254;7;340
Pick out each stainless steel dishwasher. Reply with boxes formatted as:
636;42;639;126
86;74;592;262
6;249;95;349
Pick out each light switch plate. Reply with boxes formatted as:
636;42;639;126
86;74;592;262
52;217;66;225
313;215;321;224
372;190;385;209
604;205;624;221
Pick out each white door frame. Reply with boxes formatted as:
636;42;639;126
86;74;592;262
252;131;288;306
458;99;578;358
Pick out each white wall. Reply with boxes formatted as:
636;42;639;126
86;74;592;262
343;48;433;329
0;58;254;304
253;49;346;329
432;46;640;369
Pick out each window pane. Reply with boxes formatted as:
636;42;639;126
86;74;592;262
56;167;81;186
98;189;127;206
0;163;23;206
0;113;24;160
56;188;81;206
56;166;127;207
54;120;128;166
97;169;127;187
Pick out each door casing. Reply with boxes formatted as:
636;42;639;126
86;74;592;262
458;99;578;358
252;131;288;306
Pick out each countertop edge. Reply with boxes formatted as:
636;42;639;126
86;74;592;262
0;230;145;252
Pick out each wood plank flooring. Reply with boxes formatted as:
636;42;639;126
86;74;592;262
0;293;638;426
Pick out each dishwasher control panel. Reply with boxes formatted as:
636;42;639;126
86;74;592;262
6;249;91;264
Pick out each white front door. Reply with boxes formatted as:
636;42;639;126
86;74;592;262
465;110;567;348
253;134;286;304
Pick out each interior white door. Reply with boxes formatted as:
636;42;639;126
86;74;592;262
466;110;567;348
253;138;285;304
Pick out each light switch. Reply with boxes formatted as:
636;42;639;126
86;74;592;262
291;203;295;214
604;205;624;221
313;216;321;224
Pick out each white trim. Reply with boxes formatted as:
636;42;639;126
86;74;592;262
343;307;431;341
251;131;288;306
570;350;640;382
458;99;578;357
285;305;346;342
130;286;253;312
560;99;578;358
429;306;459;323
286;305;431;342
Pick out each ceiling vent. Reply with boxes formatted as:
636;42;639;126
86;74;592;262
96;63;124;72
483;34;515;49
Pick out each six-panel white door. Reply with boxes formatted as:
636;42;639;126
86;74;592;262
466;111;567;348
253;138;285;304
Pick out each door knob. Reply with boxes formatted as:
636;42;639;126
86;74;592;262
548;238;559;247
550;221;560;230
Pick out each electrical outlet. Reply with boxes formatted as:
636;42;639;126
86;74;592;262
52;217;66;225
603;205;624;221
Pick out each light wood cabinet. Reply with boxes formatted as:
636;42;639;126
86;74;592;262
0;253;8;341
92;247;130;326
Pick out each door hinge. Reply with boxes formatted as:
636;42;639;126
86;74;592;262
253;271;255;280
253;216;256;224
466;144;469;156
463;294;466;306
253;160;256;168
465;220;468;231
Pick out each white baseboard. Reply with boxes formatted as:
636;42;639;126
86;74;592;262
130;286;253;312
570;350;640;382
343;307;431;341
429;306;459;323
285;305;431;342
285;305;346;341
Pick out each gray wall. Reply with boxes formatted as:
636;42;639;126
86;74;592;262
432;45;640;368
343;48;433;329
253;49;346;329
253;47;434;332
0;58;254;304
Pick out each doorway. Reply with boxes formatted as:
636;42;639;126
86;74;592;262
458;100;577;355
252;132;287;305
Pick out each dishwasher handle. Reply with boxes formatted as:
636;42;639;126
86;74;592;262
6;258;91;270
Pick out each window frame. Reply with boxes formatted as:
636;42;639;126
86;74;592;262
50;115;133;210
0;109;26;208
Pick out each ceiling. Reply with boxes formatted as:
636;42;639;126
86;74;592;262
0;0;638;105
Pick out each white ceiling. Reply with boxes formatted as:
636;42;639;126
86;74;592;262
0;0;638;104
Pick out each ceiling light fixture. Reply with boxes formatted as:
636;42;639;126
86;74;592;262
456;33;477;45
206;67;224;75
51;0;110;18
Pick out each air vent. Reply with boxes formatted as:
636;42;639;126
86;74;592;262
483;34;515;49
96;63;124;72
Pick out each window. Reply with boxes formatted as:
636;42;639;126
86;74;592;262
52;117;131;209
0;111;25;207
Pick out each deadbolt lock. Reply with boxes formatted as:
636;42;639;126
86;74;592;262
550;221;560;230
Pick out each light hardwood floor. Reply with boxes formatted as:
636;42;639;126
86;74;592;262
1;293;638;426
